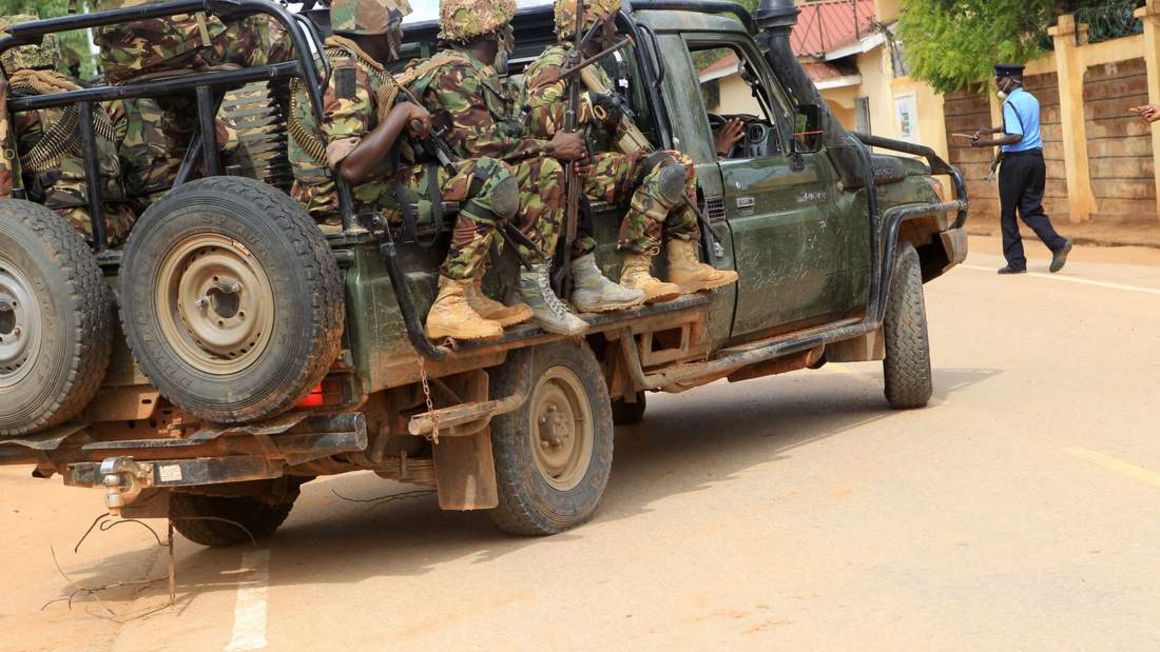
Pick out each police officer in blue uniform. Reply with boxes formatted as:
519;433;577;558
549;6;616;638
973;64;1072;275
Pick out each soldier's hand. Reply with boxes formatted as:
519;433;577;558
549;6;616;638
406;104;433;138
547;131;588;161
573;154;594;177
1129;104;1160;123
713;118;745;157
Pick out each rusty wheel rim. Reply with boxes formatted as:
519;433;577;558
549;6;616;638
0;255;42;387
155;234;275;376
529;366;594;491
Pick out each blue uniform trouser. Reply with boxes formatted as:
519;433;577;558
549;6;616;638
998;150;1067;270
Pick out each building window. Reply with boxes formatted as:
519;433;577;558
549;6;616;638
855;97;871;134
894;92;919;142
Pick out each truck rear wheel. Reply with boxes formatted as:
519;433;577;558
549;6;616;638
611;391;646;425
883;241;933;409
488;341;614;536
0;200;111;436
119;177;343;424
170;478;301;547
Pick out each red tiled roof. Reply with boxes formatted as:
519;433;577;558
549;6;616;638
790;0;877;58
801;61;856;82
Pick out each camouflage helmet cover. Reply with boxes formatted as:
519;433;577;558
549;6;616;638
554;0;620;38
0;15;60;72
331;0;413;36
438;0;517;42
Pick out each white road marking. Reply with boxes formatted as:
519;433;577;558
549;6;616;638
961;264;1160;296
224;548;270;652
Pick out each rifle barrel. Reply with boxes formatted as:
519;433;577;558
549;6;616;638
558;37;634;80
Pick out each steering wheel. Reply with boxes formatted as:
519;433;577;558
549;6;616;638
708;113;758;159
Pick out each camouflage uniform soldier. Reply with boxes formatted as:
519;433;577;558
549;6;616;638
92;0;272;84
403;0;642;335
0;15;135;245
524;0;738;302
108;96;177;211
288;0;533;341
92;0;276;184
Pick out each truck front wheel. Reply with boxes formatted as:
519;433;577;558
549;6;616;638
488;341;614;536
882;241;933;409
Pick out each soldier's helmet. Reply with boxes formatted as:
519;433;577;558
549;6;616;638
331;0;413;36
438;0;517;42
0;15;60;73
554;0;620;38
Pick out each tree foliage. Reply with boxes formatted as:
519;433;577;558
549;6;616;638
898;0;1113;93
0;0;97;78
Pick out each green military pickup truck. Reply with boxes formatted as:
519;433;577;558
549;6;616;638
0;0;966;545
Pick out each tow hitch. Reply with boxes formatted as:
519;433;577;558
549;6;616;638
99;457;153;516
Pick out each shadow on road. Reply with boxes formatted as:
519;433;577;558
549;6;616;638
42;366;1001;617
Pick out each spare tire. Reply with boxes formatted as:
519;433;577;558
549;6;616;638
0;199;112;436
119;177;343;423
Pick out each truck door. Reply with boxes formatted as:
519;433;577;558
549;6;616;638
677;37;869;338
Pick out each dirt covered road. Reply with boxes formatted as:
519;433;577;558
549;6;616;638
2;235;1158;652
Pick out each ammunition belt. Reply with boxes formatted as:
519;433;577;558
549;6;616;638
10;70;119;175
287;38;404;168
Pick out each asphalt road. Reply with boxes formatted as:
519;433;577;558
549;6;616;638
1;235;1158;652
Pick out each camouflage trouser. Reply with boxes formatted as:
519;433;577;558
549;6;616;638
509;156;566;265
36;157;136;246
0;81;13;197
57;205;137;248
581;149;699;254
390;157;517;280
109;97;178;209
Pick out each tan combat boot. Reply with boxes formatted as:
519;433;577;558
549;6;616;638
666;239;738;293
466;273;533;328
571;253;646;313
620;251;681;304
425;276;504;341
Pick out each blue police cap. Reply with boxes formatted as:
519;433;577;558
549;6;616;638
994;64;1024;78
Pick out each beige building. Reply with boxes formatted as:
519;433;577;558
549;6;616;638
698;0;949;162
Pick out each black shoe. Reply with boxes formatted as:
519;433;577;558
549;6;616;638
1050;240;1072;273
997;265;1027;275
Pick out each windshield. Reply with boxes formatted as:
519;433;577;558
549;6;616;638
403;0;551;24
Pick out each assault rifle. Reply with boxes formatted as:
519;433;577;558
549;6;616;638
558;0;591;295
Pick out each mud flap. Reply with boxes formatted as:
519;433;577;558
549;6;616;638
433;429;499;510
430;370;499;510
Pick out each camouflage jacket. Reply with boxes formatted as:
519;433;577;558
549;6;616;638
403;49;548;163
523;43;616;152
8;70;123;208
92;0;228;82
289;36;401;220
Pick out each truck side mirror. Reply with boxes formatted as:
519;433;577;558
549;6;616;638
793;104;824;154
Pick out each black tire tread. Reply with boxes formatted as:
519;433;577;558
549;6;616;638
0;200;111;436
119;177;343;423
883;241;933;409
170;490;296;547
488;341;614;536
611;391;646;425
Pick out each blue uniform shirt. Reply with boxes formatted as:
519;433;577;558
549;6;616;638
1001;86;1042;153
